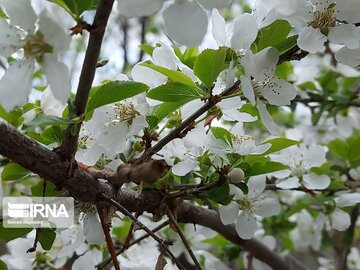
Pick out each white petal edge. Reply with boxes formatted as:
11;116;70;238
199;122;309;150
302;173;330;190
219;202;239;225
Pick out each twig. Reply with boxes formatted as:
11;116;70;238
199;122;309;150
119;15;129;73
134;45;310;165
168;173;227;199
294;98;360;108
134;81;241;164
138;17;147;62
97;206;121;270
97;221;170;269
166;205;203;270
103;196;186;270
60;0;115;161
278;45;308;65
246;252;253;270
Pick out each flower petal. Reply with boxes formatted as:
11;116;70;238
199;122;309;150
302;144;326;169
0;20;21;57
42;55;70;104
197;0;231;9
172;159;198;176
211;9;228;47
328;24;360;49
240;75;256;105
261;78;297;106
337;193;360;207
276;176;300;189
40;88;65;117
38;11;71;52
235;211;257;239
117;0;164;17
0;0;37;32
302;173;330;190
335;47;360;68
230;13;258;51
331;208;350;231
298;27;326;54
253;197;280;217
219;202;239;225
163;0;207;47
247;175;266;199
83;213;105;244
0;59;34;111
257;100;281;135
253;47;278;81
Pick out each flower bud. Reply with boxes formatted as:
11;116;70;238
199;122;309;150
228;168;245;183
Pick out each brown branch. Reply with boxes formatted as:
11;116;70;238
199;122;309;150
97;207;121;270
119;15;129;73
0;122;308;270
294;98;360;108
60;0;115;161
0;122;115;203
97;221;170;269
278;45;308;65
178;202;310;270
102;197;187;270
138;17;147;62
166;205;203;270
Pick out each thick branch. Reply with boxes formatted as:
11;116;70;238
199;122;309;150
61;0;114;160
0;122;302;269
0;122;114;203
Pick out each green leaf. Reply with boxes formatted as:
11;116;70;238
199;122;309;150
147;101;187;129
23;115;77;131
248;161;288;176
139;44;155;56
1;163;31;181
0;106;24;128
38;228;56;250
0;260;8;270
0;8;8;19
141;62;196;87
284;202;313;219
211;127;232;142
174;47;199;69
0;223;32;242
193;47;227;90
41;126;64;145
262;138;299;155
86;81;149;113
207;184;232;205
347;136;360;163
48;0;98;19
276;35;298;54
255;20;292;52
328;139;349;160
147;82;207;102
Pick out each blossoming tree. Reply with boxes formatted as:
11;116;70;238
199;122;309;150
0;0;359;269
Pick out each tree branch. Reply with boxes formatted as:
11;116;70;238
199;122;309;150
0;122;309;270
60;0;115;161
166;205;203;270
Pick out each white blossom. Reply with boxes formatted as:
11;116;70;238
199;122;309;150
219;175;280;239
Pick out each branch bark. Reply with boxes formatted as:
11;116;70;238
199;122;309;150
60;0;115;161
0;122;309;270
